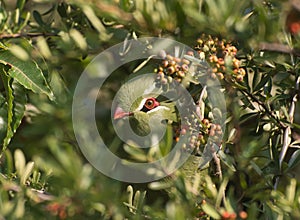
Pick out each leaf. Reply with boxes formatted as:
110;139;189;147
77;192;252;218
201;202;221;219
0;66;27;151
14;149;26;177
287;149;300;171
0;50;54;100
69;29;87;50
33;10;44;26
198;144;220;170
148;180;173;190
218;150;236;172
123;144;147;162
253;74;270;92
21;161;34;185
11;80;26;132
0;93;8;145
0;67;13;150
17;0;26;11
159;124;173;156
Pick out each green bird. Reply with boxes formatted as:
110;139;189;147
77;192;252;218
113;74;209;183
113;74;178;137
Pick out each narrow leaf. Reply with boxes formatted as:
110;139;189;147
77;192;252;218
21;161;34;185
287;149;300;170
254;74;270;92
14;149;26;177
202;202;221;219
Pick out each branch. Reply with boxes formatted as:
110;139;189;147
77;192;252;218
0;32;58;40
258;42;300;57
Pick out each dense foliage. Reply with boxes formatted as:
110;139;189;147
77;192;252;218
0;0;299;219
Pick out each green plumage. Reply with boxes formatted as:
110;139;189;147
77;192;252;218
114;74;177;136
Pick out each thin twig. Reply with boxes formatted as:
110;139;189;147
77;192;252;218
212;145;226;205
213;150;222;180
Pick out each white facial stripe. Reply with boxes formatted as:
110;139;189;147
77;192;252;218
135;98;147;111
147;105;169;114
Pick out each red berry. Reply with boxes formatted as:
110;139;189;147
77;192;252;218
290;22;300;34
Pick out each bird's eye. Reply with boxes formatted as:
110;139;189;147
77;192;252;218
141;98;159;112
145;99;154;108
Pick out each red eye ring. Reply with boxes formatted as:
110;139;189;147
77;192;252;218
144;98;159;110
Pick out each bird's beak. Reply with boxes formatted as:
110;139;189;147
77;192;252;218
113;106;132;120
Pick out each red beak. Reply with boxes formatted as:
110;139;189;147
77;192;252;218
113;106;132;120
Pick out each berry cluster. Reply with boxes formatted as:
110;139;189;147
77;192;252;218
195;34;246;82
174;115;223;154
155;52;193;85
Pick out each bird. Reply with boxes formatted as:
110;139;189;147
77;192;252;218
113;74;178;137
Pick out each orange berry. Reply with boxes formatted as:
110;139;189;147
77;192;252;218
167;66;175;74
174;57;181;63
202;119;210;126
218;58;225;65
212;67;218;73
238;68;246;76
169;60;176;66
233;59;240;68
182;58;190;65
229;213;237;220
186;51;194;56
177;70;185;78
162;60;168;68
181;64;189;72
239;211;248;219
211;72;217;79
236;74;243;82
209;129;216;136
222;211;231;219
166;54;173;61
217;72;224;79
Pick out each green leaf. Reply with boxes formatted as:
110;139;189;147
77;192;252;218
253;74;270;92
201;202;221;219
14;149;26;177
0;93;8;146
0;65;27;151
159;124;173;156
0;67;13;150
218;150;236;172
11;81;26;132
123;142;147;162
33;10;44;26
0;50;54;100
17;0;26;11
21;161;34;185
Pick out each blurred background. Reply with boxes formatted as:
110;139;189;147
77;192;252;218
0;0;299;219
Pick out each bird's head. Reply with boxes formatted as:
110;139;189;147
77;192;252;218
113;74;177;137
